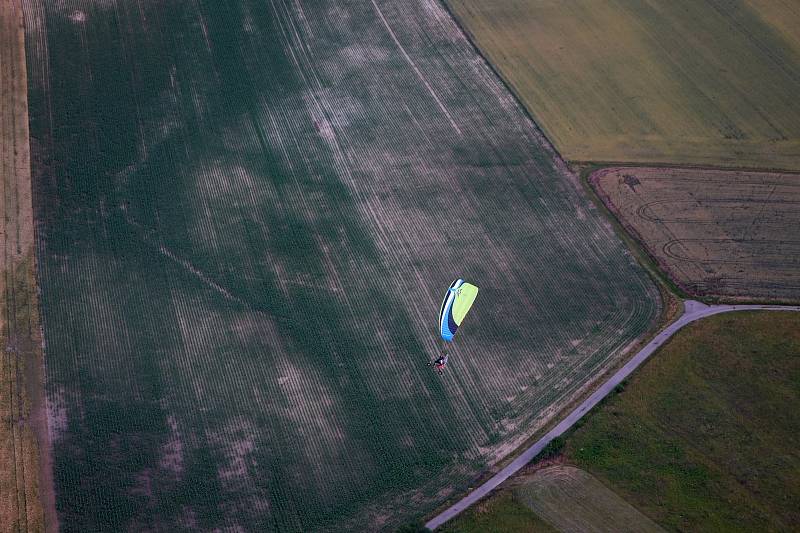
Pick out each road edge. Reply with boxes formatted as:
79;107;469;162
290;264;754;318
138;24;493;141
425;301;800;530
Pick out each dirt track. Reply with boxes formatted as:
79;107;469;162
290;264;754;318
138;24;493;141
426;299;800;530
0;1;52;530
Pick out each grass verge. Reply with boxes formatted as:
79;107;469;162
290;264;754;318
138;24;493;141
438;489;555;533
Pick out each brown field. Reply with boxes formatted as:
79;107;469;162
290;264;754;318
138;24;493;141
1;1;49;530
515;465;663;533
593;167;800;302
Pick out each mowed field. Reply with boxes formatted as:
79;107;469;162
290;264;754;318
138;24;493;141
21;0;658;530
439;464;664;533
514;465;663;533
445;0;800;170
593;167;800;302
1;1;48;530
566;312;800;531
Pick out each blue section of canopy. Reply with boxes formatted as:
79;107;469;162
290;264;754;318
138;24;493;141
439;279;463;342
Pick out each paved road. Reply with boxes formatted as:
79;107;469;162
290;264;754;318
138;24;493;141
426;300;800;530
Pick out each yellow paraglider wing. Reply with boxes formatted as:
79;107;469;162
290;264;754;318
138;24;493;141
451;283;478;326
439;279;479;341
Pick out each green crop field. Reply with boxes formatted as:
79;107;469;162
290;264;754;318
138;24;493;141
446;0;800;170
566;312;800;531
22;0;658;530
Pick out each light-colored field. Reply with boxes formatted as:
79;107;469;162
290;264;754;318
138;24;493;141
22;0;659;530
515;465;663;533
446;0;800;170
1;1;49;530
593;166;800;302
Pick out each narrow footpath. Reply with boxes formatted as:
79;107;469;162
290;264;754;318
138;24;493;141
426;300;800;530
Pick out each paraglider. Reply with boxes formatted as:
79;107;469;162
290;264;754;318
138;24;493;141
430;352;449;375
429;278;478;374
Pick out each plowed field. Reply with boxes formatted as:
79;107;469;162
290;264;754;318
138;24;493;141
593;167;800;302
22;0;658;530
446;0;800;170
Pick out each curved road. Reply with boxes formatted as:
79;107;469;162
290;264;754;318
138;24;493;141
426;300;800;530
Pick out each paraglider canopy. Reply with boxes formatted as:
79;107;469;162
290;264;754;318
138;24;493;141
438;279;479;342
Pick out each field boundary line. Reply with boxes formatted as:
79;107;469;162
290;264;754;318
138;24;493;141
437;0;573;170
586;166;693;301
425;300;800;530
575;159;800;176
